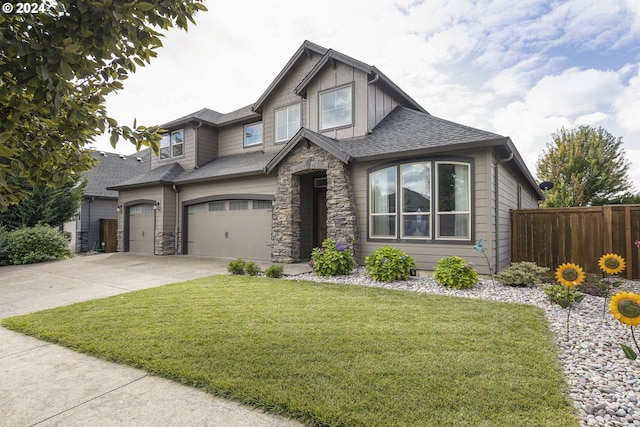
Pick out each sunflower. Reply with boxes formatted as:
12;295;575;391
599;253;626;275
555;262;586;287
610;292;640;326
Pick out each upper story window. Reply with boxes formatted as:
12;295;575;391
160;129;184;160
275;104;301;142
244;122;263;147
368;159;472;242
320;85;352;130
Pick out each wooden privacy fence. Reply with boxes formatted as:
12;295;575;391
99;219;118;252
511;205;640;280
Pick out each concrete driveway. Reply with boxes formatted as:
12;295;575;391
0;253;307;426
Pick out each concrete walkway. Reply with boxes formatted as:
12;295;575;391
0;253;309;426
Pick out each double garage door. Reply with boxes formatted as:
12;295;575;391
187;199;272;260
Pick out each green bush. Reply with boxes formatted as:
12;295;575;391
0;225;7;263
543;284;586;308
495;261;549;287
244;261;261;276
4;225;72;265
433;255;479;289
311;238;356;276
264;264;284;278
365;246;416;282
227;258;246;275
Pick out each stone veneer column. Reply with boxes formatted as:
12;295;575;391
154;232;176;255
271;142;358;263
116;230;124;252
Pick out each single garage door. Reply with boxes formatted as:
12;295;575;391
187;199;272;260
129;204;155;254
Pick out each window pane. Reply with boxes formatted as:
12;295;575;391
403;214;430;237
229;200;248;210
160;134;170;159
172;143;183;157
253;200;272;209
438;163;469;212
320;86;352;129
171;129;184;145
402;163;430;213
288;104;300;138
438;213;469;237
209;201;225;211
370;168;396;214
160;147;170;160
276;109;288;141
245;123;263;146
188;203;206;214
372;216;396;236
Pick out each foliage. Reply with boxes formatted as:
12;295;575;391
0;177;85;230
0;224;7;263
433;255;479;289
311;238;355;276
264;264;284;279
4;224;71;264
0;1;207;211
365;246;415;282
543;284;586;308
244;261;260;277
495;262;549;287
2;275;578;426
536;126;632;207
227;258;246;275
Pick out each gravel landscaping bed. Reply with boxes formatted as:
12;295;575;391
289;268;640;427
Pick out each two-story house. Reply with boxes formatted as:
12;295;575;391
109;40;543;274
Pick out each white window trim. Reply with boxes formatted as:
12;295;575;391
319;84;353;131
435;161;471;240
160;129;185;161
244;122;263;148
275;104;301;143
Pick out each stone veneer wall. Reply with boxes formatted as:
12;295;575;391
155;232;176;255
116;230;124;252
271;142;358;263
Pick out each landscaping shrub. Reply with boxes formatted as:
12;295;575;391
543;283;586;307
227;258;246;275
264;264;284;278
495;261;549;287
244;261;261;276
311;238;355;276
433;255;479;289
0;225;8;264
4;224;72;265
365;246;416;282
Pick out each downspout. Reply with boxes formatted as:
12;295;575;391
172;184;179;254
493;150;514;273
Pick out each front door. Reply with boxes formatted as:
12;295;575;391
315;189;327;246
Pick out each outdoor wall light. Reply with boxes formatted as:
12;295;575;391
153;201;160;211
116;205;122;212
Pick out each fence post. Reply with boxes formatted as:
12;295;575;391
626;206;633;280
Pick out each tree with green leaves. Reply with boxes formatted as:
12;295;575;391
536;126;632;207
0;176;85;230
0;0;207;211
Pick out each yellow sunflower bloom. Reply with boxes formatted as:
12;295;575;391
610;292;640;327
599;253;626;275
555;262;586;287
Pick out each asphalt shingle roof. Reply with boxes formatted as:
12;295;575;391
83;149;150;198
173;151;276;184
340;107;506;160
107;161;184;190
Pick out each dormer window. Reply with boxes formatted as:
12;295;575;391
244;122;263;147
160;129;184;160
320;84;352;130
275;104;301;142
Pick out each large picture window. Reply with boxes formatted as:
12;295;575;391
276;104;301;142
160;129;184;160
320;85;352;130
368;160;471;242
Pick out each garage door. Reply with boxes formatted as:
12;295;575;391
187;199;272;260
129;204;154;254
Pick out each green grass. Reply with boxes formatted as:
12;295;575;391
2;276;577;426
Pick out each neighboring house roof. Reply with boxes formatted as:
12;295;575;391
107;161;184;191
83;149;150;198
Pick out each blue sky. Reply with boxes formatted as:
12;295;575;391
96;0;640;191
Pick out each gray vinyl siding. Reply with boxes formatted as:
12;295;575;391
79;198;118;252
367;83;400;131
218;123;263;157
196;126;218;166
162;185;177;236
305;62;369;139
351;148;495;274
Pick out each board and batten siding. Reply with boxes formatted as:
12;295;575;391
79;198;118;252
196;126;218;167
367;83;400;131
350;149;496;274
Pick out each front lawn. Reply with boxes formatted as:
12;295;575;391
1;276;577;426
